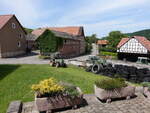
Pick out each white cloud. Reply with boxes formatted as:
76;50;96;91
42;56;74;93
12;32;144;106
84;19;150;38
58;0;149;24
0;0;57;28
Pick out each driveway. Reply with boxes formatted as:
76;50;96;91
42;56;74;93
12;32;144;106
0;52;49;64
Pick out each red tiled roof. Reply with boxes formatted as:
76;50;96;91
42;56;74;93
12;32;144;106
117;38;130;48
0;15;13;29
97;40;108;45
117;36;150;51
32;26;83;37
47;27;82;36
31;28;46;37
134;36;150;51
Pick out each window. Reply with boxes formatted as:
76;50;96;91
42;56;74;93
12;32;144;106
19;34;23;38
18;41;21;47
12;23;16;29
64;40;67;44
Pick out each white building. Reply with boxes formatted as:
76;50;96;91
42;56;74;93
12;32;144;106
117;36;150;61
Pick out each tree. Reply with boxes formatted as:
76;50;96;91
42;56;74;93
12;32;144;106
101;31;127;52
85;34;98;44
85;34;99;53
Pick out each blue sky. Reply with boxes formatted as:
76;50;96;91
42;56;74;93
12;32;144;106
0;0;150;38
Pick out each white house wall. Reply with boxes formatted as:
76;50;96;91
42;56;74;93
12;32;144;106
117;38;148;54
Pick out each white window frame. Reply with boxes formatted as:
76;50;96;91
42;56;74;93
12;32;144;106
19;33;23;38
12;23;16;29
18;41;21;47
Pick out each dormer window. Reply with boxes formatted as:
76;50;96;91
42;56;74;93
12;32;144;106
12;23;16;29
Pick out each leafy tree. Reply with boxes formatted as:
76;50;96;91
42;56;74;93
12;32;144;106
85;34;99;53
85;34;98;44
101;31;127;52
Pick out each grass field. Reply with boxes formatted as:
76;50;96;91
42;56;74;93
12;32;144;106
0;64;106;113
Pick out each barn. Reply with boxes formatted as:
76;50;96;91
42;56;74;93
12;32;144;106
117;36;150;62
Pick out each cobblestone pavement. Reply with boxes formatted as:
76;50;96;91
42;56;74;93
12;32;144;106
22;93;150;113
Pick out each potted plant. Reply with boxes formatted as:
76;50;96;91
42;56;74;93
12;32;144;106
94;78;135;103
141;82;150;99
31;78;83;113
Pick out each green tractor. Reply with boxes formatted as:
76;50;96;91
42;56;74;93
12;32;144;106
85;55;112;74
136;57;150;65
49;52;67;68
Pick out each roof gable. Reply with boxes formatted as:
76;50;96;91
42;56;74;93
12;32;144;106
0;14;26;34
117;38;130;48
117;36;150;51
0;15;13;30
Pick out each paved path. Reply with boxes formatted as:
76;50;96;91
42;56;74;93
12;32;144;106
0;52;49;64
22;93;150;113
0;51;91;64
0;43;98;64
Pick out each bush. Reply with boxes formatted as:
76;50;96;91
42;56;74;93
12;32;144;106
59;82;80;97
95;78;127;90
100;51;117;57
38;55;50;59
141;82;150;87
100;47;117;53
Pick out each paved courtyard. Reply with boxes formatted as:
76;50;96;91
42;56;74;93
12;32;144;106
22;93;150;113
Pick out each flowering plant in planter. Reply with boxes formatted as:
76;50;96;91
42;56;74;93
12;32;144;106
31;78;64;97
94;78;135;103
31;78;83;112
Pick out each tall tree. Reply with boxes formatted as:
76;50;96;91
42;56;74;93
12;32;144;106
102;31;127;52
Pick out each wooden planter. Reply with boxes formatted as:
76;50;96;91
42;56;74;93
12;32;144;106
35;87;83;113
143;87;150;99
94;85;135;103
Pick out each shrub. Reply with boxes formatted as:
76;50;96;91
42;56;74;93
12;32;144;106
141;82;150;87
95;78;127;90
38;55;50;59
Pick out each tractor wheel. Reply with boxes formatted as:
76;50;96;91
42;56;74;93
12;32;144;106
92;64;103;74
63;63;67;68
52;62;55;67
85;66;92;72
56;62;60;68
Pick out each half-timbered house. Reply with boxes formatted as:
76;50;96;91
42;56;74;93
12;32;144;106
117;36;150;61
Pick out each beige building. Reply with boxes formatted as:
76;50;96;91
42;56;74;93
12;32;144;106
0;15;27;58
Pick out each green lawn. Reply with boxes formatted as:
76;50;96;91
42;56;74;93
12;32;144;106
0;64;107;113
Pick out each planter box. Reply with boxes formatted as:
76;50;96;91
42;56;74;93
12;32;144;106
35;87;83;113
94;85;135;102
143;87;150;99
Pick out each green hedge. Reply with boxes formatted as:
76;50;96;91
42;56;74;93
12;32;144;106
100;51;117;57
95;78;127;90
